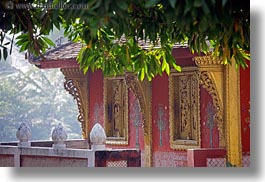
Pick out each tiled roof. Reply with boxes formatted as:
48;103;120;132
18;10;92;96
30;41;84;62
29;39;196;68
30;36;189;63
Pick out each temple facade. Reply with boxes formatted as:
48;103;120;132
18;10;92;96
31;42;250;167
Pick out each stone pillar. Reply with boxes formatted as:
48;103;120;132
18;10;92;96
52;123;68;149
90;123;106;150
16;122;31;148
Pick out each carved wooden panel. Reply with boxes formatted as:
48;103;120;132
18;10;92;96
104;76;128;145
169;69;201;150
61;68;89;139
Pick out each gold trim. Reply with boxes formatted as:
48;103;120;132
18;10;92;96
169;69;201;150
224;61;242;166
104;76;129;146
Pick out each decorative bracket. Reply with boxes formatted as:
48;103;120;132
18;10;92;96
61;68;89;139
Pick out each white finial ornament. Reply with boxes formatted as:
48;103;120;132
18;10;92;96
16;122;31;147
52;123;68;149
90;123;106;150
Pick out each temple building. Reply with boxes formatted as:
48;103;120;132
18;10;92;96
27;41;250;167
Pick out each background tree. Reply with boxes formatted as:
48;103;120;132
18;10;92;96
0;0;250;80
0;60;82;142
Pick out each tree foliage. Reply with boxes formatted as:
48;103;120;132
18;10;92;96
0;0;250;80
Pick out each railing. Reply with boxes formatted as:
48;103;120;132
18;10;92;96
0;139;89;149
0;122;141;167
0;145;141;167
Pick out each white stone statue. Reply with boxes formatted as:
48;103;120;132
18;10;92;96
51;123;68;149
90;123;106;150
16;122;31;147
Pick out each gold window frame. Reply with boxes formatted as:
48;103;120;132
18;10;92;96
104;76;129;145
169;68;201;150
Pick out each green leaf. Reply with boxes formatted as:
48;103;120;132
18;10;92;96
162;59;167;71
165;63;170;75
145;0;160;8
222;0;228;7
83;65;89;74
194;0;202;7
116;1;128;10
172;62;181;72
184;0;192;15
201;0;210;14
19;41;30;52
41;37;55;47
54;20;61;30
168;0;177;8
140;68;145;81
16;34;29;46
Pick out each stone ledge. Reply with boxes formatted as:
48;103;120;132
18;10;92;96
0;145;93;159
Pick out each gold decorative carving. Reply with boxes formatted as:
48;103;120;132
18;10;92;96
125;72;152;167
199;71;225;147
193;55;222;66
61;68;89;139
195;55;242;165
169;69;201;150
104;76;129;145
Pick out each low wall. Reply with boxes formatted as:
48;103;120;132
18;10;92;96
0;145;141;167
0;139;89;149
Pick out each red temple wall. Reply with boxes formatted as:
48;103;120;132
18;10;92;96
240;63;250;154
88;70;104;131
151;73;188;167
88;70;144;150
200;86;220;148
86;60;250;166
152;73;170;152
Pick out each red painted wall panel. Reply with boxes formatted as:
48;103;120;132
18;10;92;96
240;63;250;154
152;73;170;151
89;70;104;131
128;90;145;150
200;86;220;148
